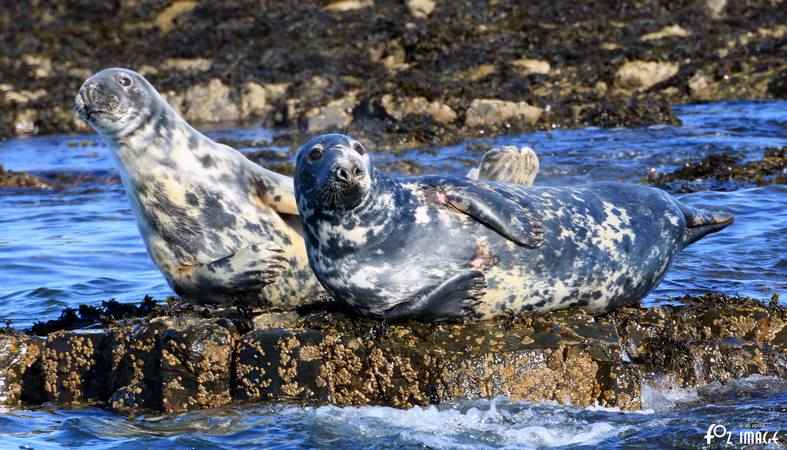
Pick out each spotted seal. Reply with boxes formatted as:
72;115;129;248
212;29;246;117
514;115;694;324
294;134;735;322
467;145;539;186
75;68;525;308
75;68;325;307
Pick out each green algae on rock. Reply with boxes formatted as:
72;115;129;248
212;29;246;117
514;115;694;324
1;293;784;413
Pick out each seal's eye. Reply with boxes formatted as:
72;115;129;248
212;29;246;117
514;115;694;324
307;146;324;162
353;143;365;156
117;75;133;87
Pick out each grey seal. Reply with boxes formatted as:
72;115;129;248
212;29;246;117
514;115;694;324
294;134;735;322
75;68;528;308
75;68;324;307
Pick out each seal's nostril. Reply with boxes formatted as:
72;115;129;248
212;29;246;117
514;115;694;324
336;167;350;182
353;167;364;178
85;82;98;101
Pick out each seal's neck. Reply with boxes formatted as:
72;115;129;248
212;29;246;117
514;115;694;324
110;99;210;177
304;170;406;254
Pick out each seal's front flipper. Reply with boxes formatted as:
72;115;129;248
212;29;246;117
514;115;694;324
439;180;544;248
383;270;486;323
182;242;287;293
249;165;299;215
678;202;735;246
468;146;539;186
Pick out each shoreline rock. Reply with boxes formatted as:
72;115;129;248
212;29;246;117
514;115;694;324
1;293;784;414
0;1;784;149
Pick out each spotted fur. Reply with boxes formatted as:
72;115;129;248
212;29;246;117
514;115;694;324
76;68;322;307
75;69;528;308
467;145;539;186
295;134;735;322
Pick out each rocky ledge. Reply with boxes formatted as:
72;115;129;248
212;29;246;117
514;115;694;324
1;1;785;149
1;293;784;413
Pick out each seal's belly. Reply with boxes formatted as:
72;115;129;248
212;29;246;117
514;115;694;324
129;175;322;305
407;183;687;318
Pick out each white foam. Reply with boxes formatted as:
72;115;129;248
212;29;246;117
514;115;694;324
641;380;699;412
302;396;633;449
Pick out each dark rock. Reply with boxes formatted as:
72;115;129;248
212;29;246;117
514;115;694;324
42;330;114;405
767;68;787;99
2;293;784;413
111;316;237;413
158;317;236;412
0;332;46;404
110;318;170;411
643;147;787;193
0;0;783;150
0;164;50;189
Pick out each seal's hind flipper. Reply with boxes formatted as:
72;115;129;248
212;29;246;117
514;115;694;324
469;146;539;186
439;180;544;248
179;242;288;294
383;270;486;323
678;202;735;246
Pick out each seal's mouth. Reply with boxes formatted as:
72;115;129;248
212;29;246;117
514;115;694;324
74;92;90;121
319;180;366;210
74;92;108;122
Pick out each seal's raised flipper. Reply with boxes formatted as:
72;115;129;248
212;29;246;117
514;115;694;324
467;146;539;186
179;242;287;294
437;179;544;248
677;202;735;246
236;153;299;215
383;270;486;323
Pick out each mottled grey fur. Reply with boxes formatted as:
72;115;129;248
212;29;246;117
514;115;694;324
76;68;322;307
75;69;528;308
295;134;735;323
468;145;539;186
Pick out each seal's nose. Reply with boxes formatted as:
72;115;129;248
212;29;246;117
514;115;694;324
82;81;99;102
335;162;365;183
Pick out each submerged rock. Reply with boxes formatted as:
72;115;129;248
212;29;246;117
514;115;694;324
644;147;787;193
0;294;784;414
0;165;51;189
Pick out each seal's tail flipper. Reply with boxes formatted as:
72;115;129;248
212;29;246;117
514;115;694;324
679;203;735;246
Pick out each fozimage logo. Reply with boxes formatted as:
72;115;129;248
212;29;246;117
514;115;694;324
704;424;780;446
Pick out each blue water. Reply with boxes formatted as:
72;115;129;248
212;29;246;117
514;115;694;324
0;100;785;448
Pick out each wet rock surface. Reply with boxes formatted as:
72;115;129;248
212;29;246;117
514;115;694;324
644;146;786;193
0;1;784;150
0;293;784;413
0;164;51;189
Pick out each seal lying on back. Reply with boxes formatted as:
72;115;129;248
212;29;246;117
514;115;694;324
76;68;324;307
294;134;735;322
75;68;529;307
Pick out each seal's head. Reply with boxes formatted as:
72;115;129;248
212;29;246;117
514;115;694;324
295;134;373;212
75;68;158;138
